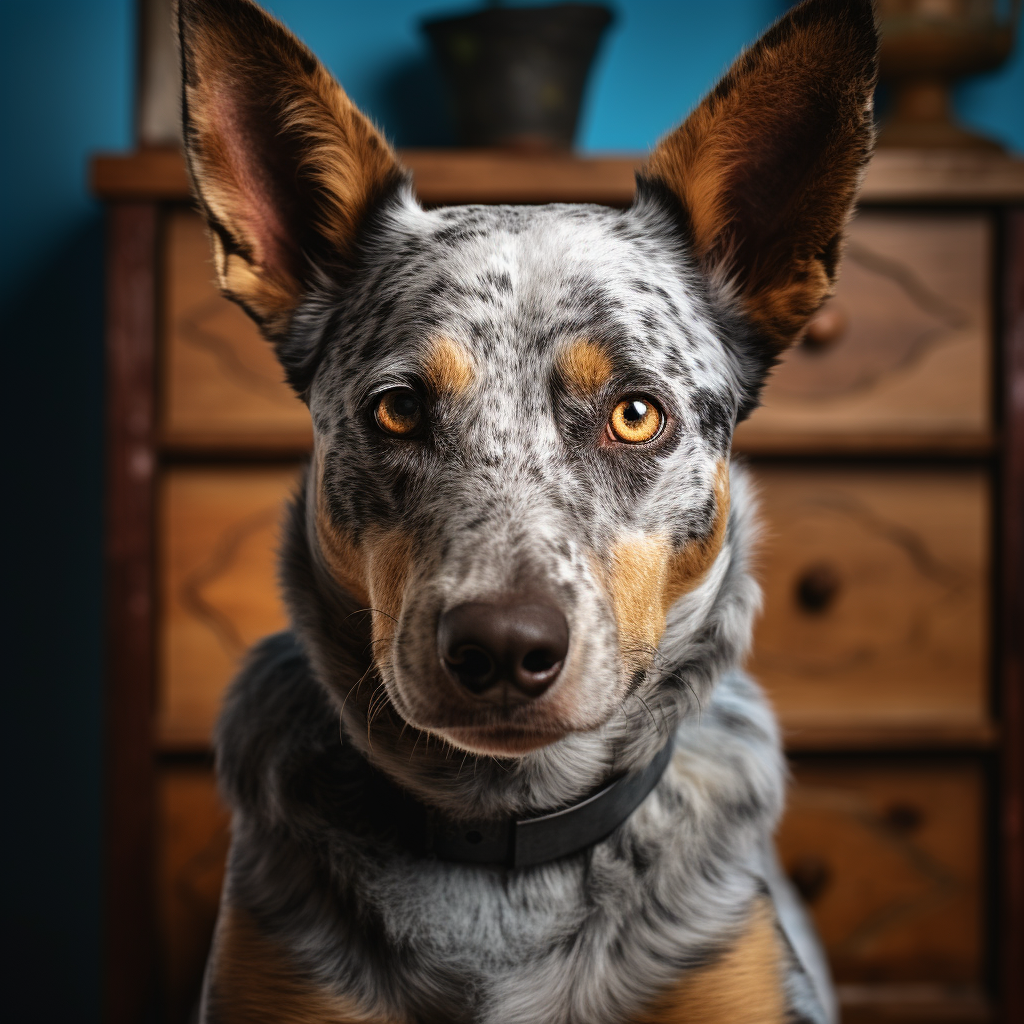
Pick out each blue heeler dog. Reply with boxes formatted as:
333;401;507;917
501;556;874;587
176;0;878;1020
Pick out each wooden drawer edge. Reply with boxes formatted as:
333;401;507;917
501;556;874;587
783;721;999;752
159;428;313;457
732;431;996;457
837;984;992;1023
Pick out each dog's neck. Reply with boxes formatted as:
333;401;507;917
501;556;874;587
280;462;761;822
354;729;676;867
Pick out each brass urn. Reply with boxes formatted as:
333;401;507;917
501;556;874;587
877;0;1019;149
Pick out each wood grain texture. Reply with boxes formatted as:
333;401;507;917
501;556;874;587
160;208;990;455
749;466;990;734
156;464;991;750
161;209;312;449
91;147;1024;204
158;467;299;749
836;983;992;1023
778;758;984;986
735;212;992;449
999;207;1024;1024
104;201;160;1024
158;763;231;1024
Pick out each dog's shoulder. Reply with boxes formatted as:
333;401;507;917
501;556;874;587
215;630;342;823
629;889;831;1024
201;902;384;1024
629;895;786;1024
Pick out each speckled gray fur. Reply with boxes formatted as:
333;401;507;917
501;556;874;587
204;188;836;1023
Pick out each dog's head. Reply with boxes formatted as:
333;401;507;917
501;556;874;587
180;0;876;770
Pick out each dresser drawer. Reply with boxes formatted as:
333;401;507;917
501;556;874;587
161;209;312;450
158;463;989;746
735;211;991;450
158;466;299;748
778;757;984;986
158;764;230;1024
162;209;990;452
748;466;990;738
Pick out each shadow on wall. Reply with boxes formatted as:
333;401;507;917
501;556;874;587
372;51;458;148
3;215;106;1021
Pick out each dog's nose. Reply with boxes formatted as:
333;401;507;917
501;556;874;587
438;601;569;699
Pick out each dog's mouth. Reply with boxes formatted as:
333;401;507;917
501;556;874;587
384;677;582;755
437;724;569;756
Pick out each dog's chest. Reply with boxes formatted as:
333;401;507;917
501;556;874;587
206;894;789;1024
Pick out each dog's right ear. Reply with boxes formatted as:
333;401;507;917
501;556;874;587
177;0;406;389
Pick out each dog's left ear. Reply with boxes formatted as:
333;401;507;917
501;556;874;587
177;0;406;383
640;0;878;354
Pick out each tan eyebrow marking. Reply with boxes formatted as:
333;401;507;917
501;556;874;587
557;339;613;396
423;335;474;397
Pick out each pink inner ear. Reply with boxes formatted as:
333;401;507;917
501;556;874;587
210;89;303;287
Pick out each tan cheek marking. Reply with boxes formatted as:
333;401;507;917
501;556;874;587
557;339;613;397
423;335;474;396
315;456;413;666
204;902;384;1023
315;504;371;608
365;531;414;657
662;460;731;610
606;462;730;668
607;535;673;669
629;897;787;1024
315;514;412;661
314;449;371;607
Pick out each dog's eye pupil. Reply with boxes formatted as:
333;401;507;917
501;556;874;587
623;400;647;423
375;389;423;437
393;394;418;418
608;395;663;444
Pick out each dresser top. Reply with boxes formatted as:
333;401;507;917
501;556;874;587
92;146;1024;206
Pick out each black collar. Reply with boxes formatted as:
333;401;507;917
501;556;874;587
361;734;676;869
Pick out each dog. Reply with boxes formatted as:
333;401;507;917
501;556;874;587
176;0;878;1020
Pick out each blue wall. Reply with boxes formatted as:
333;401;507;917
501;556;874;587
1;2;133;1019
1;1;1021;1018
259;0;1024;153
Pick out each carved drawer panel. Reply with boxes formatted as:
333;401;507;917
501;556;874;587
158;764;230;1024
161;209;312;449
749;466;990;737
162;209;990;451
158;466;300;748
778;758;984;987
735;211;991;450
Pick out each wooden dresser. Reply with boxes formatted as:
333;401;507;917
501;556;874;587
93;147;1024;1024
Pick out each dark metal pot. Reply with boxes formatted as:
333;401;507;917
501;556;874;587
422;3;614;150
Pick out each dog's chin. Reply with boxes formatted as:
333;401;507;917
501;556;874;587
435;725;568;757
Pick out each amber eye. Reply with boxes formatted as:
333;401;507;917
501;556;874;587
375;388;423;436
608;396;663;444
